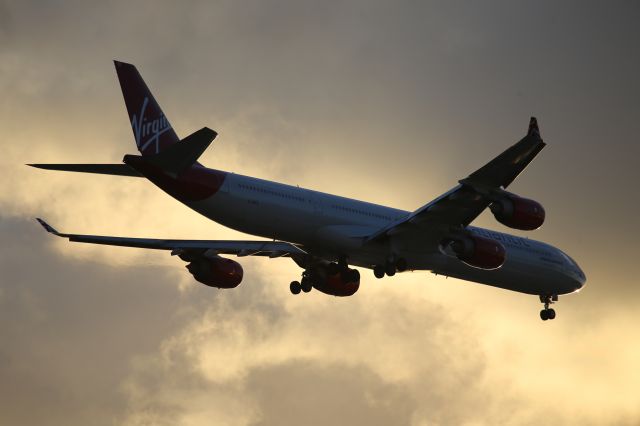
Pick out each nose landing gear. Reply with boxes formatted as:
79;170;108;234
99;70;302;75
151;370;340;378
539;295;558;321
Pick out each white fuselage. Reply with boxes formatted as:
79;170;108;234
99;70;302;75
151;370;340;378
183;171;585;297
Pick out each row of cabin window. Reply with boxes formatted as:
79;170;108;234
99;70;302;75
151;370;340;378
475;229;553;256
238;182;393;221
238;183;306;202
331;204;391;221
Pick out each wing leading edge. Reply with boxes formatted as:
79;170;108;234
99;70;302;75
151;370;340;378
36;218;307;258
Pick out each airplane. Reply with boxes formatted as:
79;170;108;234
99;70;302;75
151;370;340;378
31;61;586;321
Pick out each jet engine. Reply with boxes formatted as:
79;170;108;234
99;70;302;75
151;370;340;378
312;264;360;297
186;256;243;288
448;236;506;270
490;193;545;231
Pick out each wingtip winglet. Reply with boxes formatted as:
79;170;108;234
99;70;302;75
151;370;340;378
113;59;134;68
36;218;60;235
201;127;218;140
528;116;541;138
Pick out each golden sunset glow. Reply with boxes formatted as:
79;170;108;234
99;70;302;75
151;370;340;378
1;2;639;425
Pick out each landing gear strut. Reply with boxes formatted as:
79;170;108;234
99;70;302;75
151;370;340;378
539;295;558;321
328;255;349;277
395;258;408;272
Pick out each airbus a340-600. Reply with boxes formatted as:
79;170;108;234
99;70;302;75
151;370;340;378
31;61;586;321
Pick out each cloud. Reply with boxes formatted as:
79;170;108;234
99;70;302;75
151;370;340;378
118;271;500;425
0;217;502;426
1;0;640;424
0;217;183;424
2;213;640;425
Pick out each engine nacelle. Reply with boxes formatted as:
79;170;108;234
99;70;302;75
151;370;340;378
450;236;506;270
186;256;243;288
490;193;545;231
313;265;360;297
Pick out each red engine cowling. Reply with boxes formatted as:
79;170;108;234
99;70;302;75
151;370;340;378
450;236;506;270
186;256;243;288
490;193;545;231
313;266;360;297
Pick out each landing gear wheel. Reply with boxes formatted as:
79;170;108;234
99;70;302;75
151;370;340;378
300;277;312;293
385;262;396;277
395;258;408;272
539;295;558;321
373;265;385;279
290;281;302;295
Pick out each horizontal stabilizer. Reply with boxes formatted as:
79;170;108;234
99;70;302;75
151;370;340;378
28;163;143;177
134;127;217;175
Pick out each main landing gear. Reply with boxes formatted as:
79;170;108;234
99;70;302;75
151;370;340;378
539;295;558;321
290;273;313;295
373;257;408;279
290;257;360;295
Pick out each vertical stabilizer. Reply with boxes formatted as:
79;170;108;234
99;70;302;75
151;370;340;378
114;60;179;155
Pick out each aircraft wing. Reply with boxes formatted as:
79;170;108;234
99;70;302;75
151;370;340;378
36;218;307;258
367;117;546;242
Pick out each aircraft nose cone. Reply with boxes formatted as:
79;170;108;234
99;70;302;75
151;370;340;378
574;268;586;291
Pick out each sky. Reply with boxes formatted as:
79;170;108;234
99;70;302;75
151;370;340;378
1;0;639;424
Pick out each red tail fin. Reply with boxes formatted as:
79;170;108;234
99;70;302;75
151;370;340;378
114;60;179;155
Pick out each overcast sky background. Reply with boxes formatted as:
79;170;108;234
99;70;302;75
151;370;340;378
1;1;639;425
